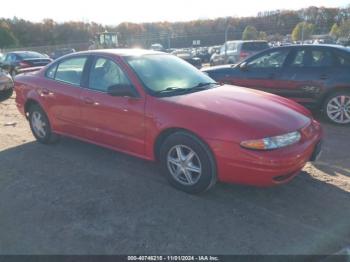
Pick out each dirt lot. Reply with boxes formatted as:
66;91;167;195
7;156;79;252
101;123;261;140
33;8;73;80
0;94;349;255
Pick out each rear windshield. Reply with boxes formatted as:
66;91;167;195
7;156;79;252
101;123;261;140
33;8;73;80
242;42;269;51
17;52;46;59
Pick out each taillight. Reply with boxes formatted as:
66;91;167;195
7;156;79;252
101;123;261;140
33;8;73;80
240;51;249;60
19;61;31;68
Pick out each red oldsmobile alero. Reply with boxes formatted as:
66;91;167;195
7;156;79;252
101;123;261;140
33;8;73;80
14;49;323;193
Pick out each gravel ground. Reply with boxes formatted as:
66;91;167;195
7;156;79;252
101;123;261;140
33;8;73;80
0;94;349;255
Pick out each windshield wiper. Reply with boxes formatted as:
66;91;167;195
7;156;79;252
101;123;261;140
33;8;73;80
155;82;219;95
189;82;219;90
155;87;187;94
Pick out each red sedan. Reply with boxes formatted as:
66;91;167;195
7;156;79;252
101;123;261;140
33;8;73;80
14;49;323;193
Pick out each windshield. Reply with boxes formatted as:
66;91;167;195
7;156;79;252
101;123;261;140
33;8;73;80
126;54;216;95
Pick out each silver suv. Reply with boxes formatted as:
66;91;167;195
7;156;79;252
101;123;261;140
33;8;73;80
210;40;269;66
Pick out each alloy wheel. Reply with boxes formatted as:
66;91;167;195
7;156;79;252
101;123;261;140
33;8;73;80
31;111;47;138
326;95;350;124
167;145;202;186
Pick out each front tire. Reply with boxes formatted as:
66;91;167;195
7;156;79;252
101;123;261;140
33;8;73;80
323;91;350;125
160;132;217;194
28;104;60;144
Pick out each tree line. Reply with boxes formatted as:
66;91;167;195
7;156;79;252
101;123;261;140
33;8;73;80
1;5;350;49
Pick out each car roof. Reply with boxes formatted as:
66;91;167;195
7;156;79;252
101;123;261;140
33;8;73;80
7;51;42;55
76;49;164;57
226;40;268;44
271;44;350;51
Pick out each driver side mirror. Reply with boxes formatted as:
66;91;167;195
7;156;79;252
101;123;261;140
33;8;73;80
107;84;139;98
239;62;249;71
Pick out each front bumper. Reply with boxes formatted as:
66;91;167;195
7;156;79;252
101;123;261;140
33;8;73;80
0;73;14;92
0;81;13;92
207;120;323;186
310;140;322;162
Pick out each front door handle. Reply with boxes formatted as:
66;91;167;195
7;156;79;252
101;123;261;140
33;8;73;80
41;88;54;96
83;97;99;106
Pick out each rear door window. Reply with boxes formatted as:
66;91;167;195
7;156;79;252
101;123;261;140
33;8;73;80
290;49;307;67
334;50;350;67
54;57;87;86
310;50;334;67
289;48;334;68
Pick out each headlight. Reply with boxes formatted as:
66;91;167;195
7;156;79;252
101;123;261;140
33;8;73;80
240;131;301;150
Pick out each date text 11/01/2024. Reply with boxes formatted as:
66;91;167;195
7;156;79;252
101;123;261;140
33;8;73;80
127;256;219;261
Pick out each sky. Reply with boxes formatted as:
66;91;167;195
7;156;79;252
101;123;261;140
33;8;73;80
0;0;349;25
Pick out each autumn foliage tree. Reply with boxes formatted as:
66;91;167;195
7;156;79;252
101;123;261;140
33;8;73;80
242;26;258;40
291;22;315;41
0;6;349;48
330;23;341;38
0;21;18;48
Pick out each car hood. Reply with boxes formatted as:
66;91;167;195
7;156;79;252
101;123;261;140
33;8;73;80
162;85;311;138
202;64;236;71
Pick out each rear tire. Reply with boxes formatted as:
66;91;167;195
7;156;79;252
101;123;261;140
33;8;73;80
159;131;217;194
28;104;60;144
323;91;350;125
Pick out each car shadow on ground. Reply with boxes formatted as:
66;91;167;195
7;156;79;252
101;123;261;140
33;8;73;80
313;163;350;177
0;91;13;103
310;113;350;178
0;137;349;254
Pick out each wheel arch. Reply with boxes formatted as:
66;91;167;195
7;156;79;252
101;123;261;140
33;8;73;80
320;86;350;111
153;127;216;165
24;99;42;119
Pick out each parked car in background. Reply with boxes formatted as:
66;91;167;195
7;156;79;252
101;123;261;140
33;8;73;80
150;43;165;52
193;47;211;63
0;51;52;77
208;45;221;56
0;69;14;100
50;48;76;60
210;40;269;66
14;49;322;193
171;49;202;68
203;45;350;125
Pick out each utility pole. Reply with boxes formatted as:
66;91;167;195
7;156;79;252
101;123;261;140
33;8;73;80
301;10;306;45
301;22;305;44
225;24;234;63
168;34;171;49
